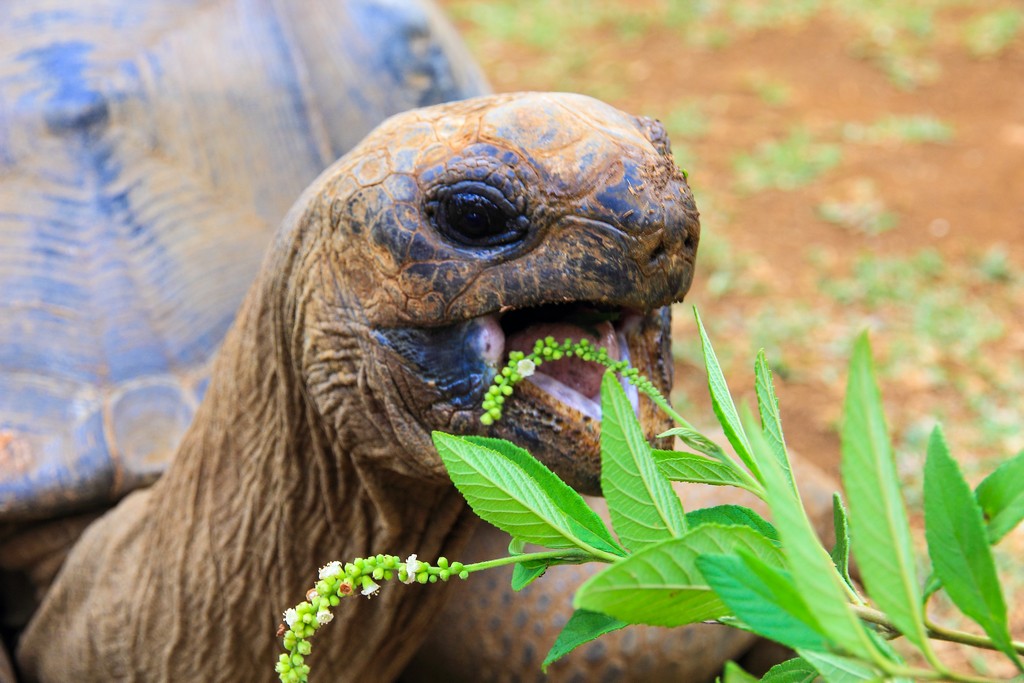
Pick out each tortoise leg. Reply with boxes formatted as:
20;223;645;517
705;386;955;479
0;514;99;683
0;514;101;603
404;448;837;681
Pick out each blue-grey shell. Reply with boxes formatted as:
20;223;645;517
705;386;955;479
0;0;488;520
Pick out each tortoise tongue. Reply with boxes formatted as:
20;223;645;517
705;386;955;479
506;320;620;400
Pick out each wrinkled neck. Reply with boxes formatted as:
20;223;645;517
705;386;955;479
147;253;474;678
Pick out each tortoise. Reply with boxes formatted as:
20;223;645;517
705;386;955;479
0;2;828;681
2;70;709;677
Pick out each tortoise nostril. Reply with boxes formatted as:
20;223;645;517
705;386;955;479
647;234;667;266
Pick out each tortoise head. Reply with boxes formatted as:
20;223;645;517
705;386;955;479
290;92;699;493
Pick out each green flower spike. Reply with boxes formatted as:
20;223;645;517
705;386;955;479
479;337;667;424
277;554;471;683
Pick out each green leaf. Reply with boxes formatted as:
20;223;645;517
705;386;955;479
722;661;760;683
830;493;855;593
698;550;831;652
658;425;732;465
760;657;819;683
839;333;930;655
797;650;882;682
686;504;779;542
924;427;1021;669
566;518;628;558
653;449;758;491
600;374;687;550
511;560;549;592
433;432;594;551
694;309;759;480
975;449;1024;544
541;609;626;672
744;410;877;660
575;523;782;626
462;436;624;555
755;349;793;487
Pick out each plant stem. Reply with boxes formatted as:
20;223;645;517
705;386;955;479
463;548;607;573
925;617;1024;656
853;604;1024;658
879;664;1010;683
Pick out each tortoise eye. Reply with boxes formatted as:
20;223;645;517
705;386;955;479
444;192;503;240
431;181;527;248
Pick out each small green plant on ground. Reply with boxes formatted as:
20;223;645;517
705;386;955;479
963;9;1022;58
744;72;794;106
662;100;710;141
276;310;1024;683
975;245;1015;284
817;179;899;235
831;0;940;90
733;128;842;192
842;115;954;145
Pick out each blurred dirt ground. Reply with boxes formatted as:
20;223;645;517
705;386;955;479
439;0;1024;677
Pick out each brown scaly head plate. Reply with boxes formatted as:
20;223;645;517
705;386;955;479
293;92;699;494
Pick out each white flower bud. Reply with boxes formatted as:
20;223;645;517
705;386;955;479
402;554;421;584
318;561;342;580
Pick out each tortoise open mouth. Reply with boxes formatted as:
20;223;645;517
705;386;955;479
477;302;650;421
506;303;644;419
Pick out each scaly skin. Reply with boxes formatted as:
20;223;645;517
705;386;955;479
16;92;700;681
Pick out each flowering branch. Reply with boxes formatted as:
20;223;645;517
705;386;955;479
275;549;598;683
